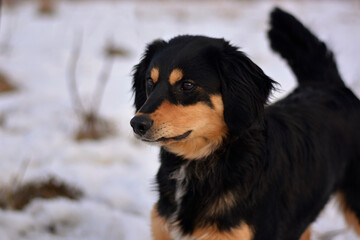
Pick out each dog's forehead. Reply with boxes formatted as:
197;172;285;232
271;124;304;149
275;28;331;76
150;46;204;74
148;38;222;89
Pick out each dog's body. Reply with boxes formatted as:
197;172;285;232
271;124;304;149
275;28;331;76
130;8;360;240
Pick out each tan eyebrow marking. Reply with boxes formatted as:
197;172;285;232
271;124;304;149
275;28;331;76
151;67;159;83
169;68;183;85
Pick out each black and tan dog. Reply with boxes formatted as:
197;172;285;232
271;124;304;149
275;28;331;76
130;8;360;240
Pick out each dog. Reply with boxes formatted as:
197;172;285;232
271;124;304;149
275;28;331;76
130;8;360;240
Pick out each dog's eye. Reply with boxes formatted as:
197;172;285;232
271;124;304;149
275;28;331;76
146;78;154;94
181;81;195;92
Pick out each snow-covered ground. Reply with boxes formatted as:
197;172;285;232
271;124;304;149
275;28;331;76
0;1;359;239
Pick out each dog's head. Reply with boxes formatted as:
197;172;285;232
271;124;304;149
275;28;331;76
131;36;274;160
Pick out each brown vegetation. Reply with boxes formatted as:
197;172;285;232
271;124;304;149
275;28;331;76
0;71;16;93
38;0;55;15
105;41;130;58
0;177;83;210
75;112;113;140
68;33;115;141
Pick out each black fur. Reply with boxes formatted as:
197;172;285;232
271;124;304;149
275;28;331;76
131;7;360;240
133;39;168;111
217;43;276;135
268;8;343;87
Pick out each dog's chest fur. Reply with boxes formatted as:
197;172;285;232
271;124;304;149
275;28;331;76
172;167;201;240
156;147;257;239
169;164;190;240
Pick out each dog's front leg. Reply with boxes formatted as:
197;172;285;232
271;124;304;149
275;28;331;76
151;204;172;240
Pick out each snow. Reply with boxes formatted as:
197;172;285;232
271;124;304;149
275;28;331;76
0;1;359;239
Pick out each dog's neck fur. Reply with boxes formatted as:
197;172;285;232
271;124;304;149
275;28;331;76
157;124;268;236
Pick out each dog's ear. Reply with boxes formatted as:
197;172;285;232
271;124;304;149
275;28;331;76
215;42;275;135
132;40;167;111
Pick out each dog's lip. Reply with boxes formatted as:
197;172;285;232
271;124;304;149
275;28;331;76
140;130;192;143
156;130;192;142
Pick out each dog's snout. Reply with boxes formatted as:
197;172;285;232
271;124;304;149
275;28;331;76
130;115;153;136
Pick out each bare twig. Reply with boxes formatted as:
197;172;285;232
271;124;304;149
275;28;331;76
12;158;31;191
68;31;85;115
0;0;14;54
91;55;114;115
0;158;30;209
0;0;3;34
68;33;115;140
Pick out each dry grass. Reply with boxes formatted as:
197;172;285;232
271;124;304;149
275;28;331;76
0;114;4;127
75;112;114;141
0;71;16;93
0;177;83;210
38;0;55;15
105;43;130;58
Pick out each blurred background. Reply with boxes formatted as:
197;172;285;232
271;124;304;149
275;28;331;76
0;0;359;239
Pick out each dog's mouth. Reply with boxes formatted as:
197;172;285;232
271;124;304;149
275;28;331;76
141;130;192;143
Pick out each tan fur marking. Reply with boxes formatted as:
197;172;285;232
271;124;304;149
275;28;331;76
208;191;237;216
299;227;311;240
169;68;183;85
151;205;172;240
337;193;360;235
149;95;228;159
191;224;253;240
151;67;160;83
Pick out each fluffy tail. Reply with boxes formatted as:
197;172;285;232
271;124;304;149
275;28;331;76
268;7;344;87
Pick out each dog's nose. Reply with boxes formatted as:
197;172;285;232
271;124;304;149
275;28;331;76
130;115;153;136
